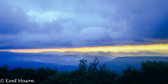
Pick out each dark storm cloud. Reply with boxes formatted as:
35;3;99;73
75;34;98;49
0;0;67;49
150;19;168;39
116;0;168;39
0;1;28;34
0;0;168;49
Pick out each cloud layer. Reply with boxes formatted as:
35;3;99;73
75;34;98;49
0;0;168;49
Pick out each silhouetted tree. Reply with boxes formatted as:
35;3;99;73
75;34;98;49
35;67;57;84
78;59;87;71
118;65;141;84
10;68;35;79
140;61;168;84
88;58;99;75
0;64;9;78
1;59;168;84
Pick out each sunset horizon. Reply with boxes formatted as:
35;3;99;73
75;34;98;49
0;0;168;83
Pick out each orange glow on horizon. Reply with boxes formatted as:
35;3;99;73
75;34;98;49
0;44;168;53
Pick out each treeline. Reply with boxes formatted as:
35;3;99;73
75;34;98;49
0;58;168;84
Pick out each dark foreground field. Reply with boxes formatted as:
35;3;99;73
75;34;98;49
0;58;168;84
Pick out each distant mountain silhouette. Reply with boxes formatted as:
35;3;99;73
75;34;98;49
0;51;110;71
105;56;168;74
1;51;168;73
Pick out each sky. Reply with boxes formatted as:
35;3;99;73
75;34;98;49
0;0;168;57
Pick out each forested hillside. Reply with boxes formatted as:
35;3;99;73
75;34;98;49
0;58;168;84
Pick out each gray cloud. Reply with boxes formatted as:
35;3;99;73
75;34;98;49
0;0;168;49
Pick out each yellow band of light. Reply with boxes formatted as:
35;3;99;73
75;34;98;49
0;44;168;53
